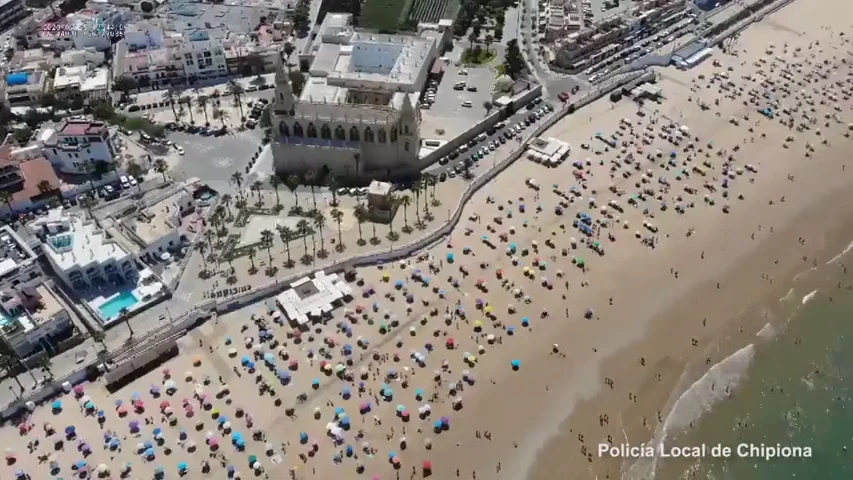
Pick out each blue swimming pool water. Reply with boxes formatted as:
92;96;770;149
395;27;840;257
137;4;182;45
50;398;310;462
98;291;139;320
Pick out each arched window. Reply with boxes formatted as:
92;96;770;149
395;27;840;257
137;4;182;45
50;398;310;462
377;128;386;143
404;124;410;135
404;141;410;152
279;93;285;102
364;127;374;143
292;122;304;137
278;121;289;136
335;125;346;141
320;124;332;139
349;126;360;141
306;123;317;138
390;127;397;142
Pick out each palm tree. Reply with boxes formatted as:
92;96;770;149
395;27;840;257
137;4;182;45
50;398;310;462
285;174;301;209
213;108;230;128
37;355;53;379
0;354;25;391
387;195;398;235
203;229;215;257
260;229;275;272
125;161;144;192
484;34;494;54
277;226;295;268
153;159;169;182
230;172;244;203
283;42;295;70
194;242;209;274
119;307;134;338
227;80;246;121
421;179;432;217
247;247;257;273
330;208;344;251
251;180;263;206
196;94;211;126
79;194;98;216
0;190;13;217
84;159;100;193
313;211;327;257
353;205;367;246
163;88;179;122
269;176;282;209
182;96;194;124
91;330;108;352
304;170;319;212
412;179;422;224
483;100;493;116
220;193;233;219
399;194;411;230
327;175;339;206
296;219;311;257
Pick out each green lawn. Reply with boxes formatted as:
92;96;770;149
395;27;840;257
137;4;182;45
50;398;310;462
360;0;410;31
461;46;497;65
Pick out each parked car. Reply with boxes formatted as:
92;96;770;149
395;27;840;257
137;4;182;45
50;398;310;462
120;175;130;189
461;101;473;108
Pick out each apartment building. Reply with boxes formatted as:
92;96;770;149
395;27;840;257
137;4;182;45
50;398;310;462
52;65;111;104
40;119;118;175
0;0;27;34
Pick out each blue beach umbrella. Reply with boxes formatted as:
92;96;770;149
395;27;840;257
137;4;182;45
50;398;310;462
75;460;87;469
334;407;345;417
52;400;62;410
415;388;424;399
241;356;250;366
178;462;188;471
511;359;521;370
521;317;530;327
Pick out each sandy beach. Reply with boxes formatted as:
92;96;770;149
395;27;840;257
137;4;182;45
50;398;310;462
5;1;853;479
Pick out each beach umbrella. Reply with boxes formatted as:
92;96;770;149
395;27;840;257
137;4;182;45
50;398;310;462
178;461;188;472
154;465;164;475
52;399;62;411
65;425;76;436
263;352;275;364
75;460;87;470
73;385;84;395
415;388;424;399
299;432;309;443
511;359;521;370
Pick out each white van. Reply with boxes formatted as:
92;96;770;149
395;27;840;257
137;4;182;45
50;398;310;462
475;133;487;142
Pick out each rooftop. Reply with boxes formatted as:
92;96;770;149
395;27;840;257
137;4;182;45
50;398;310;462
127;202;180;246
58;119;109;136
43;215;132;272
275;271;353;325
0;225;38;280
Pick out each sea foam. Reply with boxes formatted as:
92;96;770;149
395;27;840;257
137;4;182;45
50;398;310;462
624;344;756;480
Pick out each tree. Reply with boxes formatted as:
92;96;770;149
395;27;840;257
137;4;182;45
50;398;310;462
269;176;282;209
84;159;100;194
153;159;169;182
330;208;344;251
303;169;320;212
292;2;311;37
277;225;295;268
227;80;246;121
472;20;481;39
194;242;209;275
296;219;311;258
125;161;144;192
247;247;257;273
113;77;137;98
119;307;134;338
37;180;54;196
327;175;339;206
37;355;53;379
483;100;493;116
91;330;107;352
13;126;32;145
181;96;194;124
468;30;478;50
289;71;306;96
387;195;398;239
213;108;230;128
285;174;301;209
484;34;494;53
313;211;327;258
353;205;367;246
230;172;244;203
196;95;211;126
399;194;411;230
260;229;275;266
78;194;98;216
283;43;296;69
221;194;233;218
251;180;263;205
162;88;179;122
503;39;526;79
0;354;25;391
0;191;12;217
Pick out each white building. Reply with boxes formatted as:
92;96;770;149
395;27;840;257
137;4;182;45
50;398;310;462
52;65;111;103
0;0;26;33
37;9;126;51
60;48;107;67
40;119;117;174
29;209;139;291
5;69;47;106
0;225;73;357
272;13;438;179
112;190;193;261
275;270;352;326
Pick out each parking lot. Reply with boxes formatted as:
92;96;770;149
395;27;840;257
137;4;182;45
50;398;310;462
420;66;497;140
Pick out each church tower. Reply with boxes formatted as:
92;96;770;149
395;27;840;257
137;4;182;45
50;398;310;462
398;93;419;155
273;51;295;115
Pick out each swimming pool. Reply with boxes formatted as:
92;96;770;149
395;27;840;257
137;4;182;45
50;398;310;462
98;291;139;320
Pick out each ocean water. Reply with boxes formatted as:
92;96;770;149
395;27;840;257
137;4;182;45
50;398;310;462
651;256;853;479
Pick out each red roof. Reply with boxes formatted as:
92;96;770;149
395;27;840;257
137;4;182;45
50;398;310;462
13;157;60;203
59;120;108;137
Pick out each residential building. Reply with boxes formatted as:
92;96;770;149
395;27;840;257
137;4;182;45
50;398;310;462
51;65;111;104
0;146;61;217
112;190;192;261
37;9;127;51
272;13;437;179
10;48;56;71
0;282;73;358
60;48;107;67
0;0;27;34
5;69;47;106
40;119;117;174
113;32;228;87
0;225;72;358
29;209;139;291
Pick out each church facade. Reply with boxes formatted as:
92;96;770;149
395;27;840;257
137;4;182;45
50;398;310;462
270;13;438;180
